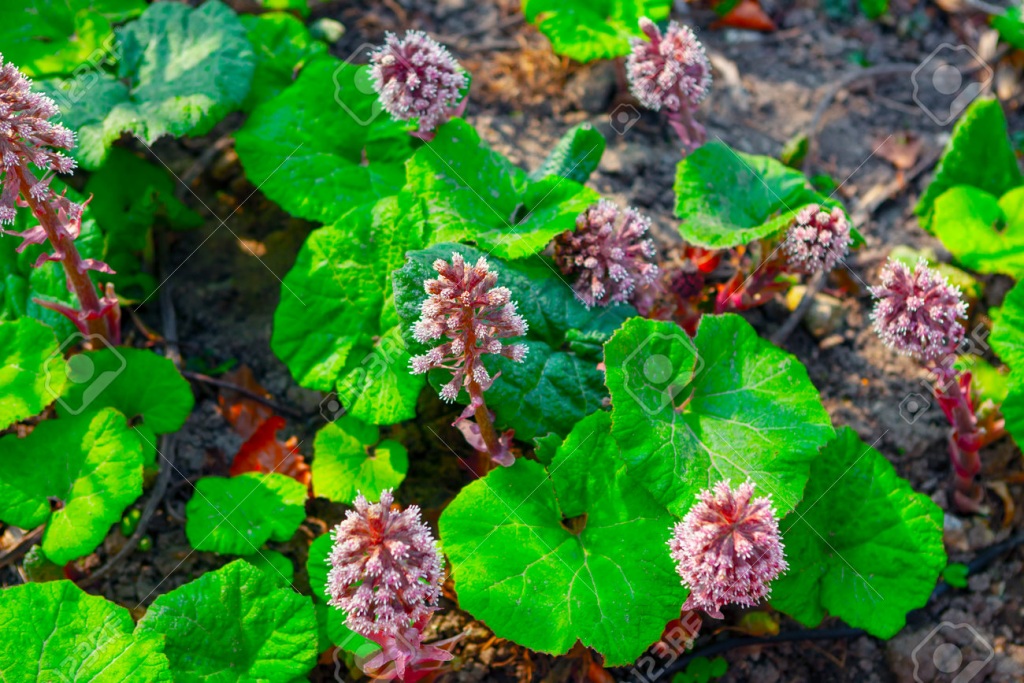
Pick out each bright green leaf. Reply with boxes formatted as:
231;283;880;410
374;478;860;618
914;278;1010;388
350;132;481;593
0;408;144;565
932;186;1024;278
529;122;606;184
522;0;671;62
137;560;318;682
243;549;295;586
38;0;255;169
440;411;687;664
674;141;833;249
604;315;834;516
56;347;193;433
241;12;327;110
235;58;414;224
312;415;408;504
771;427;946;638
992;7;1024;53
393;242;634;440
404;119;599;260
993;278;1024;371
272;194;427;424
0;580;172;682
942;562;969;589
0;318;67;430
185;472;307;555
915;98;1023;232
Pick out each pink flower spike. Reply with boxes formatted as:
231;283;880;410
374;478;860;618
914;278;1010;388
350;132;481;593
554;200;658;308
783;204;853;274
326;489;444;637
870;257;967;363
627;18;712;113
669;481;787;619
369;31;468;133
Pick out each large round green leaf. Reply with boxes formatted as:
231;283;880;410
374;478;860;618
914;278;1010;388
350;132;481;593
0;408;144;565
56;347;194;434
674;141;831;249
0;317;66;430
235;57;414;224
37;0;255;169
522;0;670;62
771;427;946;638
312;415;408;504
604;315;834;516
137;560;318;682
404;119;599;260
0;580;172;682
439;411;686;665
393;243;634;441
185;472;307;555
271;195;427;425
932;186;1024;278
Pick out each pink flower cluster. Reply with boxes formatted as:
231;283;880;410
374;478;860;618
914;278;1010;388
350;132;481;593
669;481;787;619
784;204;853;274
553;200;658;308
409;253;528;402
626;18;711;113
370;31;467;133
870;258;967;363
326;489;444;636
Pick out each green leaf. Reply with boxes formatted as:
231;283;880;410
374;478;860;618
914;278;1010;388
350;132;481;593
941;562;969;589
958;356;1009;405
993;278;1024;371
56;347;193;433
0;408;144;565
393;243;634;440
38;0;255;169
243;549;295;586
235;57;414;224
185;472;307;555
0;0;146;78
0;318;67;430
915;98;1023;232
241;12;327;110
307;532;333;602
0;580;173;682
439;411;687;665
312;415;408;504
522;0;671;62
257;0;310;16
932;186;1024;278
992;6;1024;50
604;315;834;516
404;119;599;260
529;122;606;184
674;141;832;249
137;560;318;682
858;0;888;19
272;195;427;424
770;427;946;638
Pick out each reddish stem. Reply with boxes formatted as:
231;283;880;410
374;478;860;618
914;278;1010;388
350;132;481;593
934;368;991;512
14;165;116;344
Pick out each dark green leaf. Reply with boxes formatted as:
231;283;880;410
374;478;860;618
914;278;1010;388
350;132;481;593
241;12;327;110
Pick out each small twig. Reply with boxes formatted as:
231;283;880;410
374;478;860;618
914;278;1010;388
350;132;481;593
0;526;44;568
771;271;825;346
180;370;304;420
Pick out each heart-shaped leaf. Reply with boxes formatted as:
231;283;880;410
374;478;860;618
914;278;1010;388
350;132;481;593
0;317;67;430
604;315;834;516
0;580;172;682
915;98;1023;231
932;185;1024;278
56;347;193;433
241;12;327;110
38;0;255;169
393;243;634;440
439;411;686;665
185;472;307;555
674;141;832;249
312;415;408;504
235;57;414;224
404;119;599;260
272;194;427;425
770;427;946;638
0;408;144;564
522;0;671;62
137;560;318;682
